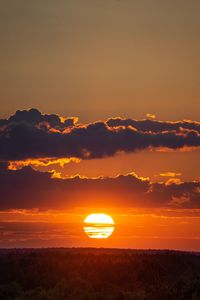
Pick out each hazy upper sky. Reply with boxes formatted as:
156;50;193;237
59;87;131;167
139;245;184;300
1;0;200;121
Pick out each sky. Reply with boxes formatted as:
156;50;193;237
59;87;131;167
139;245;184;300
0;0;200;250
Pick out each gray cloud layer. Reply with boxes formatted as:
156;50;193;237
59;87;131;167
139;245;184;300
0;109;199;161
0;165;199;210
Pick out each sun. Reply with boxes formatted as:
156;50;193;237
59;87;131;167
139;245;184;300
84;213;115;239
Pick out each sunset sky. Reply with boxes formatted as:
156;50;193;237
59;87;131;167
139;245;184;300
0;0;200;250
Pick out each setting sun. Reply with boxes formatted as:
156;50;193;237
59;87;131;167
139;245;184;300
84;213;114;239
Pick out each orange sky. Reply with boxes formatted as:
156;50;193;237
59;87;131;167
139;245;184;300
34;149;200;182
0;0;199;250
0;110;199;250
0;209;200;251
0;111;199;250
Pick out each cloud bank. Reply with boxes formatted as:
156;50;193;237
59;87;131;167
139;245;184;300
0;165;199;211
0;109;199;162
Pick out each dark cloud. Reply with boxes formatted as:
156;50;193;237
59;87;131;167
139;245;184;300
0;108;77;129
0;109;200;161
107;117;200;133
0;167;199;210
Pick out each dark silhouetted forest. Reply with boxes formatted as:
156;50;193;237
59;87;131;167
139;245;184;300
0;248;200;300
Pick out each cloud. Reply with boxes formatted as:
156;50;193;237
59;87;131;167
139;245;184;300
160;172;182;177
7;157;80;170
146;113;156;120
165;178;183;185
0;108;78;129
0;109;200;162
169;194;191;206
0;166;199;211
107;117;200;133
